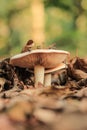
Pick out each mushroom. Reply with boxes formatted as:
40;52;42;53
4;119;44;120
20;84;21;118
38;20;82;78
10;49;70;87
28;63;67;87
44;63;67;87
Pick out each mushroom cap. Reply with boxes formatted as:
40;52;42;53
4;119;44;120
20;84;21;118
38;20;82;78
45;63;67;74
26;63;67;74
10;49;70;69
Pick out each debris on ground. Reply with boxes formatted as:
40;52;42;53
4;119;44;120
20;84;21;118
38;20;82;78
0;55;87;130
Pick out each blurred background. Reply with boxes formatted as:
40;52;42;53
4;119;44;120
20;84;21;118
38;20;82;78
0;0;87;58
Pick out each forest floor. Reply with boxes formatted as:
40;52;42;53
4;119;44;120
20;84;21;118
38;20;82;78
0;56;87;130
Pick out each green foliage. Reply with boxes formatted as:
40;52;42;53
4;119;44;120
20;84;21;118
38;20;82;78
0;0;87;57
0;0;29;56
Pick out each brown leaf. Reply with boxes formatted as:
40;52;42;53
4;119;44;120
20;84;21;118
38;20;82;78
21;39;34;52
79;99;87;112
54;113;87;130
68;64;87;81
70;57;87;72
34;108;56;124
0;78;6;91
0;114;16;130
7;101;34;122
74;87;87;98
72;69;87;80
66;80;80;90
77;78;87;86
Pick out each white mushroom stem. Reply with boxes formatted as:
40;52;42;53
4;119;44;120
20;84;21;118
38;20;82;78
34;65;44;85
44;74;51;87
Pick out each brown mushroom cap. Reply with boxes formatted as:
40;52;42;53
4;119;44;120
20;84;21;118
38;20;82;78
10;49;70;69
45;63;67;74
26;63;67;74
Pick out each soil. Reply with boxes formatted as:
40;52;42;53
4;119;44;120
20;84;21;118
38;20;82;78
0;55;87;130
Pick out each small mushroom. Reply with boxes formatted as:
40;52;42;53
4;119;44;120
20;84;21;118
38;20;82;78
10;49;70;87
44;63;67;87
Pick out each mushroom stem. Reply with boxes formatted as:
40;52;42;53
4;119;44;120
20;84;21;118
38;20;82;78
44;74;51;87
34;65;44;86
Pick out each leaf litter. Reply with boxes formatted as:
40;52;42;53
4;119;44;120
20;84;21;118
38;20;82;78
0;48;87;130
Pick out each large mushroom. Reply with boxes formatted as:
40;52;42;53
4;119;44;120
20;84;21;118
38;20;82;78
10;49;70;87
